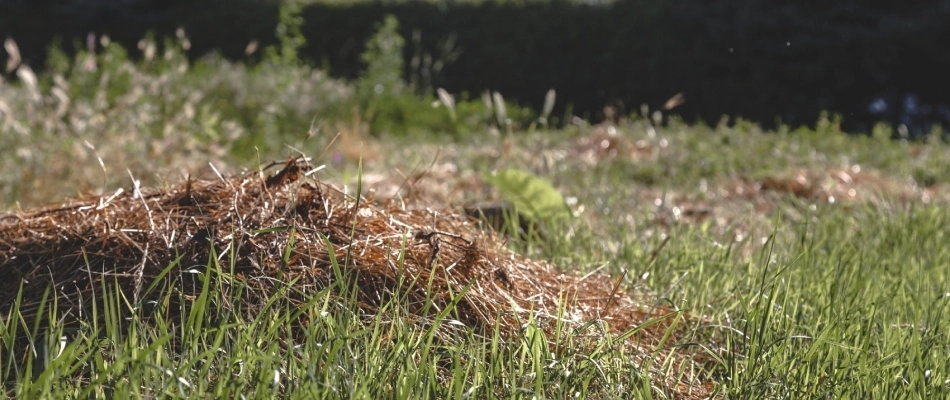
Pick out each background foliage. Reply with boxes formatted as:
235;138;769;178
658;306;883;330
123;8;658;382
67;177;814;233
2;0;949;131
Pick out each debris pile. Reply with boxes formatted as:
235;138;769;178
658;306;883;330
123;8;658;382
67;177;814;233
0;159;710;397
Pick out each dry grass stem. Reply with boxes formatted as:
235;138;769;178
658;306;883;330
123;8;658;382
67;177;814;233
0;159;711;398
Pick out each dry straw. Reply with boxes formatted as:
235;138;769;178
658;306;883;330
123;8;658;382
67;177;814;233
0;159;711;397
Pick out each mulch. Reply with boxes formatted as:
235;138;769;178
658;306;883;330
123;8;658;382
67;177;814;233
0;158;713;398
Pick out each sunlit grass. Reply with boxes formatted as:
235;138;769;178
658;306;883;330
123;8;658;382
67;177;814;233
2;20;950;398
2;231;689;399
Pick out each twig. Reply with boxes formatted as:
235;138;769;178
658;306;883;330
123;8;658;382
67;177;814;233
601;269;628;319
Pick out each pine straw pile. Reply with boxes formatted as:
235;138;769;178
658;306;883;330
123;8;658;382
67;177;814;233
0;159;712;397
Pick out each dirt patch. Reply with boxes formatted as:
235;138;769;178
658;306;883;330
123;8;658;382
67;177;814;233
0;159;712;398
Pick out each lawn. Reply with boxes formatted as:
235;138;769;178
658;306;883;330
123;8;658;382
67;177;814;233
1;14;949;399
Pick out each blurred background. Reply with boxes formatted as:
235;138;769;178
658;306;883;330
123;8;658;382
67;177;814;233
2;0;948;136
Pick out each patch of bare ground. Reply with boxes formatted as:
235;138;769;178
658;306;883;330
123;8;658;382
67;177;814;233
0;159;713;399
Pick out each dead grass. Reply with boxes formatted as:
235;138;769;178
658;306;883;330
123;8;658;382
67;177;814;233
0;158;713;398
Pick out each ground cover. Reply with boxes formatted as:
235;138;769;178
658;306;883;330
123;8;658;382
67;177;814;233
2;20;950;399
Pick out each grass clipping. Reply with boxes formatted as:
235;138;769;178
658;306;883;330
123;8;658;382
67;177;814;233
0;159;710;396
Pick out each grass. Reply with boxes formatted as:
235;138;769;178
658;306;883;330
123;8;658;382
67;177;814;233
4;244;650;399
3;20;950;399
354;123;950;398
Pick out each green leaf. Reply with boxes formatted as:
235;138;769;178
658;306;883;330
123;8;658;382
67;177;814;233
483;168;572;222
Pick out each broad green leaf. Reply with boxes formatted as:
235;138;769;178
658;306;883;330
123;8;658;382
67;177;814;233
483;168;572;222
